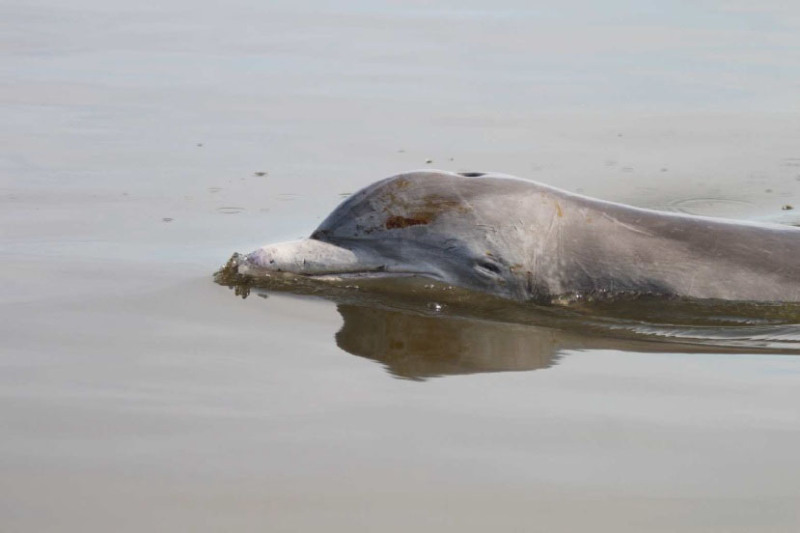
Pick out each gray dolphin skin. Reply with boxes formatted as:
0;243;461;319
232;170;800;304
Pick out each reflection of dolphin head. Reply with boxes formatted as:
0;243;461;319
235;171;552;302
335;305;560;380
331;301;800;379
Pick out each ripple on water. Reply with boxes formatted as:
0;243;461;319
217;206;244;215
666;196;755;218
277;193;301;201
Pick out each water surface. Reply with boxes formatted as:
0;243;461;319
2;1;800;531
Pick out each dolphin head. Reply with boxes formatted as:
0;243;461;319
234;171;542;300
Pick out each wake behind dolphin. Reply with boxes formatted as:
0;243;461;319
221;170;800;305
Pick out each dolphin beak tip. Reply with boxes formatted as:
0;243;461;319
214;252;257;285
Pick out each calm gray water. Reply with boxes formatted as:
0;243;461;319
2;1;800;531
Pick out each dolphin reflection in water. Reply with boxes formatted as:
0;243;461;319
334;303;795;380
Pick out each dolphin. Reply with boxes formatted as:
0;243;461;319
228;170;800;304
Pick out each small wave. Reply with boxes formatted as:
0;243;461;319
277;193;301;201
217;206;245;215
604;323;800;352
666;197;755;218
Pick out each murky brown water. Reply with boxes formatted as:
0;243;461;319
3;1;800;531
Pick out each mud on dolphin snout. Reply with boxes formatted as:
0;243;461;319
218;169;800;305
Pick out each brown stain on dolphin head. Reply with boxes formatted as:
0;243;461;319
385;214;432;229
381;192;472;230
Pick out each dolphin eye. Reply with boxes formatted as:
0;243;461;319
475;259;502;275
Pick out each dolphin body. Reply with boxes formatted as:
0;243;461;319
231;170;800;304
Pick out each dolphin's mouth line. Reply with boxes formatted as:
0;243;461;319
306;270;442;281
233;253;441;281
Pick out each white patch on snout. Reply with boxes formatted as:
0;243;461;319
242;239;371;275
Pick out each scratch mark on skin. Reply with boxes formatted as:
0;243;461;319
543;204;559;242
687;270;697;296
533;201;562;293
601;213;655;238
452;186;477;230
